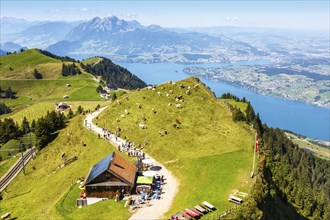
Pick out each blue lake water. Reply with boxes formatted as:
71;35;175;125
119;62;330;141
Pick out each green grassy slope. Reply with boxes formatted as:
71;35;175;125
0;49;62;79
82;57;103;66
0;101;108;124
97;77;255;217
0;156;19;177
0;116;133;219
286;132;330;160
222;99;248;111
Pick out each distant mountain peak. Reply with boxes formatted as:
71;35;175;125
65;16;142;41
90;16;101;22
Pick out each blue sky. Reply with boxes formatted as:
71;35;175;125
1;1;329;30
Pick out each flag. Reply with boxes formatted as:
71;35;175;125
255;135;259;153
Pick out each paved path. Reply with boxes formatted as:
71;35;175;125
84;106;179;220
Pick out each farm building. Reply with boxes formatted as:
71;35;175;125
55;102;70;112
83;152;137;198
105;83;117;92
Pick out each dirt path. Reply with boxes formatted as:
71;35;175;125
84;106;179;220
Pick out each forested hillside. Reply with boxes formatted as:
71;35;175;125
230;101;330;220
81;57;147;89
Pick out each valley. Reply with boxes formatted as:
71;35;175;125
183;64;330;108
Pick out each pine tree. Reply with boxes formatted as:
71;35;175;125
31;119;36;130
253;113;263;136
75;105;84;115
96;85;103;93
5;87;13;98
112;93;117;100
33;68;43;79
67;109;74;119
21;116;30;133
232;107;246;122
61;63;66;76
245;102;256;124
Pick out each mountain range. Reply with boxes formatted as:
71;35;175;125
1;16;268;62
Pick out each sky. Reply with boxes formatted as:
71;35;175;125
1;0;329;31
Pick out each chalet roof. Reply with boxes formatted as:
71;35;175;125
86;181;129;187
106;83;117;90
56;102;69;108
109;152;136;186
84;152;136;187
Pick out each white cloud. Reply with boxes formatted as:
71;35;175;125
49;9;59;14
226;16;238;22
79;8;89;12
126;12;137;18
51;15;62;19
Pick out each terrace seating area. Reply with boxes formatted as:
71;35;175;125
171;201;216;220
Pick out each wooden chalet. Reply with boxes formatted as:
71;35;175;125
105;83;117;92
83;152;137;198
55;102;70;112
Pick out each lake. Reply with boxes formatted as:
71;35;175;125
119;62;330;141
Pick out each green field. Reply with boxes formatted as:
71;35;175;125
286;133;330;160
0;101;109;124
97;77;255;217
56;183;130;219
0;116;134;219
1;78;99;101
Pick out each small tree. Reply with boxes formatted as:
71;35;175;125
5;87;13;99
21;116;30;133
112;93;117;100
67;109;74;119
75;105;84;115
232;107;246;122
95;104;101;111
33;68;43;79
96;85;103;93
31;119;36;130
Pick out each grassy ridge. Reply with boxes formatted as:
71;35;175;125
0;116;133;219
0;49;61;79
97;77;255;216
82;57;103;66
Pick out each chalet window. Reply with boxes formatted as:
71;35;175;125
105;173;111;180
105;186;112;191
91;186;97;192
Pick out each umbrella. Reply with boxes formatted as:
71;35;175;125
142;158;155;166
149;165;162;171
142;170;157;177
